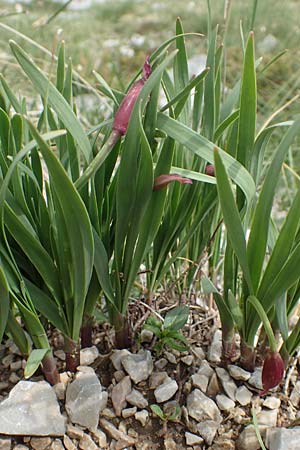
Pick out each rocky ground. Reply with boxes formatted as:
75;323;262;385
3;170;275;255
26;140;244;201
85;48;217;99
1;298;300;450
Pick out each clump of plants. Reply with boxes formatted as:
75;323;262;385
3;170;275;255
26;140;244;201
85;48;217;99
0;0;299;399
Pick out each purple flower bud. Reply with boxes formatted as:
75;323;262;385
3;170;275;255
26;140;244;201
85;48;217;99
153;174;193;191
205;164;215;177
260;351;284;396
112;57;152;136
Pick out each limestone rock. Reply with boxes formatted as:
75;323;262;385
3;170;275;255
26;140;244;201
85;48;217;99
66;423;84;439
191;374;209;393
126;388;148;408
121;350;153;383
207;372;221;397
187;389;222;423
154;378;178;403
65;370;102;430
216;394;235;411
0;381;66;436
79;433;98;450
236;425;261;450
181;355;193;366
248;367;263;390
149;372;168;389
99;418;136;447
0;438;11;450
122;406;137;418
256;408;278;427
111;375;131;416
198;359;214;378
50;439;64;450
110;350;131;371
163;438;177;450
266;427;300;450
235;386;253;406
80;346;99;366
164;351;177;364
263;396;281;410
63;435;77;450
134;409;149;426
216;367;237;400
91;428;108;448
290;381;300;407
208;329;222;363
185;432;204;446
228;365;251;381
197;420;219;445
30;437;52;450
140;329;153;343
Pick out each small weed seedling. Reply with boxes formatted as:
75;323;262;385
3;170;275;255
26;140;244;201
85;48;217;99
150;403;181;437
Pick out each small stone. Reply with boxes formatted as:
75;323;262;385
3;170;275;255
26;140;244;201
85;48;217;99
76;366;95;373
0;382;9;391
228;365;251;381
30;437;52;450
290;381;300;407
212;438;235;450
0;381;66;436
263;396;281;410
154;378;178;403
54;382;66;401
149;372;168;389
91;429;108;448
197;420;219;445
187;389;222;423
60;372;72;385
248;367;263;390
235;386;253;406
111;376;131;416
80;346;99;366
164;351;177;364
122;350;153;384
208;329;222;363
50;439;65;450
193;347;206;361
114;370;126;382
191;373;209;392
266;427;300;450
198;359;214;377
154;358;168;370
8;373;20;384
216;394;235;411
99;390;108;412
66;423;84;439
99;419;136;447
63;435;77;450
0;438;11;450
2;354;14;367
256;408;278;427
79;433;98;450
181;355;193;366
101;408;115;419
216;367;237;401
122;407;137;418
163;438;177;450
65;370;102;429
110;350;131;371
236;424;262;450
126;389;148;408
134;409;149;426
207;372;221;397
10;360;22;371
140;329;153;343
185;432;204;446
13;446;29;450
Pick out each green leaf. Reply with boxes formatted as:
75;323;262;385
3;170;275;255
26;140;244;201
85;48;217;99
164;306;189;331
24;348;49;379
9;41;91;163
214;149;253;292
150;404;165;420
247;295;277;351
157;113;255;204
0;267;9;342
227;290;243;330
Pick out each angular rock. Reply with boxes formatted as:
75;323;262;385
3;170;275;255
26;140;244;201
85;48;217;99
53;382;66;401
50;439;64;450
122;350;153;383
154;378;178;403
216;367;237;400
122;406;137;418
197;420;219;445
135;409;149;426
79;433;98;450
99;390;108;412
126;388;148;408
263;396;281;410
111;375;131;416
256;408;278;427
216;394;235;411
207;372;221;397
290;381;300;407
13;446;29;450
0;381;66;436
30;437;52;450
163;438;177;450
185;432;203;446
110;350;131;371
140;329;153;343
181;355;193;366
198;359;214;378
235;386;253;406
248;367;263;390
154;358;168;370
266;427;300;450
63;435;77;450
191;373;209;392
208;329;222;363
99;418;136;447
0;438;11;450
80;346;99;366
236;424;263;450
149;372;168;389
228;365;251;381
66;423;84;439
187;389;222;423
164;351;177;364
193;346;206;361
91;428;108;448
65;370;102;430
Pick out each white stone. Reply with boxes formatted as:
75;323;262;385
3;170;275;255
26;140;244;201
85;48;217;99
236;425;262;450
248;367;263;390
30;437;52;450
79;433;98;450
208;330;222;363
140;329;153;343
290;381;300;407
91;428;108;448
0;381;66;436
122;407;137;418
110;349;131;371
197;420;219;445
79;346;99;366
266;427;300;450
126;388;148;408
111;375;131;416
228;365;251;381
216;394;235;411
235;386;253;406
187;389;222;423
256;408;278;427
65;370;102;430
191;373;209;392
185;432;203;446
198;359;214;377
216;367;237;400
181;355;194;366
0;438;11;450
263;396;281;410
154;378;178;403
122;350;153;383
134;409;149;426
63;435;77;450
